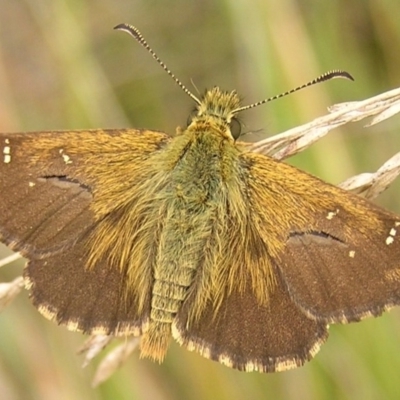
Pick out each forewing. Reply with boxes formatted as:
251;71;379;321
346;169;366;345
278;203;400;323
244;152;400;324
0;132;92;256
0;129;169;257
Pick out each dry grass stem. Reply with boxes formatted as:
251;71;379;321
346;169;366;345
79;335;113;368
252;87;400;159
91;338;140;387
0;276;24;311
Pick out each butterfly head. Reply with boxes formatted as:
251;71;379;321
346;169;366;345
187;87;243;140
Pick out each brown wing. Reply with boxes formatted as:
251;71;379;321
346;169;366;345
277;205;400;323
0;128;169;257
0;128;169;333
24;238;151;336
172;275;328;372
244;152;400;324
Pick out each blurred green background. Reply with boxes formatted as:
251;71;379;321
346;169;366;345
1;1;400;399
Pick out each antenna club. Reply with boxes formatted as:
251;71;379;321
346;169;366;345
320;70;354;82
114;23;141;40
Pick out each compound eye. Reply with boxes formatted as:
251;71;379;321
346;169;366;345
230;118;241;139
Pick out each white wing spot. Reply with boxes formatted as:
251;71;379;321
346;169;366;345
28;181;35;187
396;222;400;227
62;154;72;164
349;250;355;258
386;236;394;245
3;144;11;163
385;226;398;245
326;209;339;220
59;149;72;164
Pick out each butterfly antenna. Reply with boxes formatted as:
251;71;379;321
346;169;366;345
233;70;354;114
114;23;201;105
